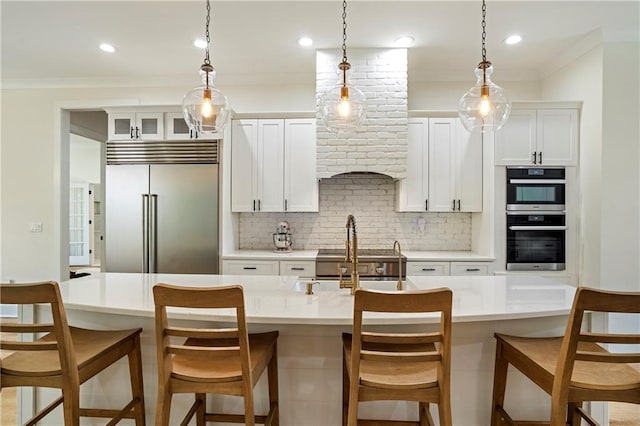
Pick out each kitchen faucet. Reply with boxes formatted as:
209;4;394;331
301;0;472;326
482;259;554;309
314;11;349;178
339;214;359;295
393;240;403;291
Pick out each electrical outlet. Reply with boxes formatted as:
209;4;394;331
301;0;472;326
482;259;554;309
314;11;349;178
29;222;43;233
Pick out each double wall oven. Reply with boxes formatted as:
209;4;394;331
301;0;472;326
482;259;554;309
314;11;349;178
506;167;567;271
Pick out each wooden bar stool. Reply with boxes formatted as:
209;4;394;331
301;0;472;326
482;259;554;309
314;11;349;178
342;287;453;426
491;287;640;426
0;281;146;425
153;283;279;426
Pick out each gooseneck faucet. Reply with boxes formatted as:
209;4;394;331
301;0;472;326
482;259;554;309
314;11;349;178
339;214;359;295
393;240;403;291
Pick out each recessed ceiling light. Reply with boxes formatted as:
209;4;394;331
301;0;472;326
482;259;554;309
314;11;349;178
504;35;522;45
99;43;116;53
393;36;415;48
298;37;313;47
193;38;207;49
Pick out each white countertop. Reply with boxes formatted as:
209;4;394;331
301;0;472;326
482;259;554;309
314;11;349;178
59;273;574;325
222;249;494;262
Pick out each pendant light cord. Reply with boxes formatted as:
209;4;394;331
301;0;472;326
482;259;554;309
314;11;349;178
481;0;487;63
341;0;348;64
204;0;211;66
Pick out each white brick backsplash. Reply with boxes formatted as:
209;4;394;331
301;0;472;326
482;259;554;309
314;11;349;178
238;174;471;251
316;49;408;179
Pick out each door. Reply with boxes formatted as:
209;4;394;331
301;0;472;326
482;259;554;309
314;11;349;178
105;165;149;272
69;182;90;265
284;119;318;212
400;118;429;211
257;119;284;212
536;109;578;166
428;118;456;211
455;122;483;212
150;164;219;274
495;109;537;165
231;120;258;212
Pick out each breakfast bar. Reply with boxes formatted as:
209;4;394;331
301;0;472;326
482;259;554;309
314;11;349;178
32;273;576;425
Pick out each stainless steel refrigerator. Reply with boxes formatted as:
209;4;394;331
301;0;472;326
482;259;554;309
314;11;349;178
105;140;219;274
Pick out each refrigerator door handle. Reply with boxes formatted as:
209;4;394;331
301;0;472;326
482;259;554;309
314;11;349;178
150;194;158;273
142;194;150;273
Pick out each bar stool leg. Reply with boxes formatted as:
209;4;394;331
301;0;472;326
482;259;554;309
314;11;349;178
156;387;172;426
491;339;509;426
342;356;349;426
268;342;280;426
128;335;146;425
195;393;206;426
62;381;81;426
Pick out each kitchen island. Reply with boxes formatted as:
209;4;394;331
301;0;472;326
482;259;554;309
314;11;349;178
31;273;575;425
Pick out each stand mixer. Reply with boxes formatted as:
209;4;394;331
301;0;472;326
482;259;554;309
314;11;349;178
273;221;294;252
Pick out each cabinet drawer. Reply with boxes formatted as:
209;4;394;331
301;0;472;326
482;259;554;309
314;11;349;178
450;262;494;276
406;262;450;276
222;260;279;275
280;261;316;278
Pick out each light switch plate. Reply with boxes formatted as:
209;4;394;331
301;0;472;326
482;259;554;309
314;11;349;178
29;222;43;233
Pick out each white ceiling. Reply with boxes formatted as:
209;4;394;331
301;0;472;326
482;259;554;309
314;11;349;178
2;1;638;88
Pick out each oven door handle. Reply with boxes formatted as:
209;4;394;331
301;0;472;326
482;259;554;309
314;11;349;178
509;179;566;184
508;226;568;231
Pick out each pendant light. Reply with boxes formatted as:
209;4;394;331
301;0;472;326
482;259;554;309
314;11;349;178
458;0;511;133
182;0;230;135
318;0;366;133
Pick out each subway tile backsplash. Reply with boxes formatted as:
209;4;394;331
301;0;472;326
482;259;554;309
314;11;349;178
238;174;471;251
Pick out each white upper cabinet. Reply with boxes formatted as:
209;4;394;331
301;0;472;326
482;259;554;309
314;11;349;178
428;118;457;211
164;112;221;140
108;112;164;141
256;119;285;212
495;108;578;166
284;119;318;212
396;118;429;211
231;120;259;212
231;118;318;213
396;117;482;212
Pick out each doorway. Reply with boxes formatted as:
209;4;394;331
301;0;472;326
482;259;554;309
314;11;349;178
69;111;107;271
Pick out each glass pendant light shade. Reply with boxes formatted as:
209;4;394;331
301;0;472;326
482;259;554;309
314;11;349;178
182;67;230;134
319;80;366;132
182;0;230;135
319;0;366;133
458;62;511;133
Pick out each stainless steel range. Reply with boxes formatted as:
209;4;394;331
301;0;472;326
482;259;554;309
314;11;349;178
316;248;407;281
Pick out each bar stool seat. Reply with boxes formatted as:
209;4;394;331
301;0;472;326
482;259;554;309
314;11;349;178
0;281;146;425
342;287;453;426
153;283;279;426
491;287;640;426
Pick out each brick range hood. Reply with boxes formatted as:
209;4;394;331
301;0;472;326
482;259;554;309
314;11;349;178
315;48;408;179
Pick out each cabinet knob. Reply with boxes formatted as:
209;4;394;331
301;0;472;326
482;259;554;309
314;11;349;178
532;152;537;164
538;152;542;164
466;268;481;272
422;268;436;272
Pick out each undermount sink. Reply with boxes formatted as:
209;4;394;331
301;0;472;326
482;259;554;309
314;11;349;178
291;279;415;293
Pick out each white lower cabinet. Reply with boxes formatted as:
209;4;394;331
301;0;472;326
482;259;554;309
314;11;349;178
408;261;494;276
406;262;450;276
280;260;316;278
222;260;279;275
450;262;495;276
222;259;316;278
